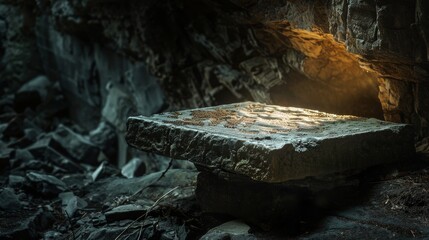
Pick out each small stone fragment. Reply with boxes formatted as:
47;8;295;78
27;140;84;173
91;162;119;181
91;162;105;181
43;231;62;240
13;149;34;162
0;148;13;169
13;159;54;173
0;188;22;210
200;220;256;240
0;123;7;134
89;121;118;162
8;175;26;188
26;172;67;196
0;94;15;116
33;209;55;231
51;124;100;165
121;157;146;178
3;116;24;139
104;204;149;223
59;192;88;217
22;127;41;142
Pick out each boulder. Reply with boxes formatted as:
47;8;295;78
51;124;100;165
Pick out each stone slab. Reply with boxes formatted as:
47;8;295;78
126;102;415;182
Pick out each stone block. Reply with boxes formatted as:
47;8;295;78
127;102;415;182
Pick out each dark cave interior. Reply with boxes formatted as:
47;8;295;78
0;0;429;239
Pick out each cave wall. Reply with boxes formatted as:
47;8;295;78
242;0;429;138
35;0;384;117
1;0;428;139
35;15;165;131
0;1;41;91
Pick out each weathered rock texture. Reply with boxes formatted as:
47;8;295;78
239;0;429;138
35;14;166;131
0;0;428;166
127;102;415;182
1;0;428;139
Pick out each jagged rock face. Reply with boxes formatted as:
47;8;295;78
0;0;428;138
41;0;384;117
241;0;428;80
241;0;429;138
35;14;165;130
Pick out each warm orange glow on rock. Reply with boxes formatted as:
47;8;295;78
252;21;383;119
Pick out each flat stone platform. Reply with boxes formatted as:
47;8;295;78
126;102;415;182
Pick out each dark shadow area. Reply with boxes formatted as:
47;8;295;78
194;156;429;239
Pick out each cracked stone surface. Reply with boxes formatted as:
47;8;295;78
127;102;415;182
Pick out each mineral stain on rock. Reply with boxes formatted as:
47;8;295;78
127;102;415;183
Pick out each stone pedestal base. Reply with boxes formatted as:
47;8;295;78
195;171;362;228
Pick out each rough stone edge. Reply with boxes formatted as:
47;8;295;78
126;117;271;180
126;116;415;182
267;126;416;182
